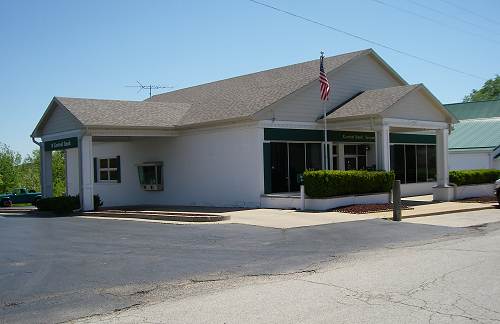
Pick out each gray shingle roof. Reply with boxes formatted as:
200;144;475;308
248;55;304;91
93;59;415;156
37;49;377;134
55;97;190;128
147;49;371;126
325;84;420;120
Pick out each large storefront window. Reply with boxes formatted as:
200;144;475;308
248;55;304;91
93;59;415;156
390;144;436;184
270;142;322;193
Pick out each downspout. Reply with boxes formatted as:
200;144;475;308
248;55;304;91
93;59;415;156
31;135;43;196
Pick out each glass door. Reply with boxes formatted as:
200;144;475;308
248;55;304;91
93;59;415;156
270;143;288;193
288;143;306;192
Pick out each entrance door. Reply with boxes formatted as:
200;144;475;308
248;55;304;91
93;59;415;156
270;143;288;193
289;143;305;192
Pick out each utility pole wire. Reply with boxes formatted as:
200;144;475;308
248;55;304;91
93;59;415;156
369;0;500;45
248;0;488;81
406;0;500;36
437;0;500;28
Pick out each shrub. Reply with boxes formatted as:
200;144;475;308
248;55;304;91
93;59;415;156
304;170;395;198
449;169;500;186
36;196;80;214
93;194;103;210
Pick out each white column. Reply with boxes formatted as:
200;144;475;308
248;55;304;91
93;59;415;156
435;128;449;187
338;143;345;170
433;127;454;201
79;135;94;211
375;125;390;171
40;146;53;198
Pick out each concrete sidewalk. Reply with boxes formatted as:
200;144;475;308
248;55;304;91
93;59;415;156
78;197;498;229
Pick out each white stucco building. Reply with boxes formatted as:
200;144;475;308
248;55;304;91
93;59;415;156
32;49;457;210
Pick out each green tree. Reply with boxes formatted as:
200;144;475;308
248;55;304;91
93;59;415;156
19;149;41;192
0;143;22;192
463;75;500;102
18;149;66;196
52;151;66;196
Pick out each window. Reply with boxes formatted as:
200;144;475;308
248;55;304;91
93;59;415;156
98;157;119;182
391;144;435;184
137;162;164;191
344;144;368;170
269;142;323;193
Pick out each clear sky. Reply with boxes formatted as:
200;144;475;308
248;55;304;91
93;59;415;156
1;0;499;156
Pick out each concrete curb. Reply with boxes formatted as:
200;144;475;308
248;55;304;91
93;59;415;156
0;208;37;214
393;205;497;220
80;211;231;222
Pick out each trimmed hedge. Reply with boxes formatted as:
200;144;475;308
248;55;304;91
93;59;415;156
449;169;500;186
36;194;103;214
36;196;80;214
304;170;395;198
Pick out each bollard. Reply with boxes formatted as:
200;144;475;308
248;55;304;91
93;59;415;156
393;180;402;221
300;184;305;211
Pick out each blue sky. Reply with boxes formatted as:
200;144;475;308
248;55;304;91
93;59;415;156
1;0;499;156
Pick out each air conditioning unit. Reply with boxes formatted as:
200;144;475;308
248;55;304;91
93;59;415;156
137;162;164;191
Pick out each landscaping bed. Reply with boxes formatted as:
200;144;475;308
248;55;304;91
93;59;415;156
332;203;413;214
457;196;497;204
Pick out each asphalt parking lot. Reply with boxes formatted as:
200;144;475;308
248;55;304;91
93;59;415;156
0;210;497;323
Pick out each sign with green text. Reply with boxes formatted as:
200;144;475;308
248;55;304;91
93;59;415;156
44;137;78;151
330;131;375;142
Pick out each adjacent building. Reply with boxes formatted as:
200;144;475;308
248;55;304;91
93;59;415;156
32;49;457;210
445;99;500;170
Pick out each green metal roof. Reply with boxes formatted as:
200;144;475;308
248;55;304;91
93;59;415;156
444;99;500;120
449;118;500;150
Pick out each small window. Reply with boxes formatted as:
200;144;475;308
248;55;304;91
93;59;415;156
98;157;119;182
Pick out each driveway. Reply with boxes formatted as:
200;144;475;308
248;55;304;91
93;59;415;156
0;209;499;323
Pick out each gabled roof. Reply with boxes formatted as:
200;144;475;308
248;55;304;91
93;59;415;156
324;84;420;119
444;99;500;120
449;118;500;150
31;97;190;136
33;48;413;136
147;49;374;126
55;97;190;128
324;84;456;123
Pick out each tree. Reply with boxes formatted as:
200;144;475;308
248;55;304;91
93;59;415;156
51;151;66;196
19;149;40;192
0;144;66;196
0;143;22;192
18;149;66;196
463;75;500;102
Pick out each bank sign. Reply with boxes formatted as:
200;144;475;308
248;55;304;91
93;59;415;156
44;137;78;151
330;131;375;142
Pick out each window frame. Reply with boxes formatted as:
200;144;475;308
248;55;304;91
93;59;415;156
97;157;119;183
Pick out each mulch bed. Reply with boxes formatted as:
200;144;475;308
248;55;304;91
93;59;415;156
457;196;498;204
332;203;413;214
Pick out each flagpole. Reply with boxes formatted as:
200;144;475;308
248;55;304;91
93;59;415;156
323;100;327;170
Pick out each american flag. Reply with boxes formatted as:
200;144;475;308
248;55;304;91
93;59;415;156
319;54;330;101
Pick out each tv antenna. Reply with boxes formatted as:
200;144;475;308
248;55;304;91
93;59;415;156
126;81;173;98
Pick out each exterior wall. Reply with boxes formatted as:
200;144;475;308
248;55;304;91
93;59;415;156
448;151;491;170
92;124;264;208
260;192;390;211
254;54;403;122
382;89;448;122
42;105;81;135
65;148;80;196
401;182;436;197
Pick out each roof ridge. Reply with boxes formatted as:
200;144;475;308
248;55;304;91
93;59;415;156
445;98;500;106
147;49;371;102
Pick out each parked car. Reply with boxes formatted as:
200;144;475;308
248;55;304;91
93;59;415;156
1;197;12;207
0;188;42;206
496;179;500;205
